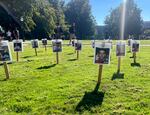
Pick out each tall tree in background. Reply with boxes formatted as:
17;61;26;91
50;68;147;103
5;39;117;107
65;0;96;39
105;0;143;39
0;0;67;39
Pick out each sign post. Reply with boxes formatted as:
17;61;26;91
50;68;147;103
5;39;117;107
42;39;48;52
31;39;39;56
56;52;59;64
116;41;126;74
131;40;140;64
16;52;19;62
3;62;10;79
98;65;103;84
75;40;82;60
35;48;37;56
94;42;111;86
13;39;23;62
0;41;12;80
52;39;62;64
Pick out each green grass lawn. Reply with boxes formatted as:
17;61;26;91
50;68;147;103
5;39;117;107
0;40;150;114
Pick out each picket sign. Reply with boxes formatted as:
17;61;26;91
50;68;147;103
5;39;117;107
0;41;12;79
94;42;111;85
116;41;126;73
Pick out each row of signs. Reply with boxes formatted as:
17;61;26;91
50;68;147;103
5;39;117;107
0;39;140;63
94;40;140;65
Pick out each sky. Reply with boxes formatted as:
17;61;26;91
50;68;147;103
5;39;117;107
89;0;150;25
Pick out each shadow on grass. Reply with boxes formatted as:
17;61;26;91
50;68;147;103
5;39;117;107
37;64;56;70
0;62;13;66
22;56;34;59
75;83;105;113
0;79;7;82
111;73;124;80
88;55;94;58
68;59;77;61
131;63;141;67
67;53;74;55
130;56;134;58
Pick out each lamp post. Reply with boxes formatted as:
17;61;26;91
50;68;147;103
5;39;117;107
20;17;25;41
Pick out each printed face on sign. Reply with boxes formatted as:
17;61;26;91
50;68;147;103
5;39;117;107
52;40;62;52
0;41;12;62
94;43;111;65
132;42;140;52
75;42;82;51
32;40;39;48
72;40;75;46
42;39;47;45
13;40;23;52
116;42;126;57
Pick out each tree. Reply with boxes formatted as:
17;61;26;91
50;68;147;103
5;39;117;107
65;0;96;39
105;0;143;39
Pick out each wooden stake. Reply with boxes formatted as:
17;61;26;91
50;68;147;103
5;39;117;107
117;57;121;73
77;50;79;60
133;52;136;63
98;65;103;84
56;52;59;64
45;45;47;51
16;52;19;62
3;62;10;79
35;48;37;56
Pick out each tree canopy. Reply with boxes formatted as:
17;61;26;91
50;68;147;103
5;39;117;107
65;0;96;39
105;0;143;39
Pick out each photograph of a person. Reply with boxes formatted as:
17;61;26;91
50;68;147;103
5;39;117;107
13;40;23;52
91;40;95;48
52;40;62;52
42;39;47;45
94;47;110;65
132;41;140;52
116;42;126;57
128;39;132;46
31;39;39;48
75;42;82;51
0;41;12;62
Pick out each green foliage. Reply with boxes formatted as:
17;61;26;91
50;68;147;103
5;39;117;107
65;0;96;39
105;0;143;39
0;40;150;114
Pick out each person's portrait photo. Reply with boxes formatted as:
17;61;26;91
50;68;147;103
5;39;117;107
94;47;110;65
0;41;12;62
128;39;132;46
42;39;47;45
116;42;126;57
31;39;39;48
75;42;82;51
13;40;23;52
52;40;62;52
132;41;140;53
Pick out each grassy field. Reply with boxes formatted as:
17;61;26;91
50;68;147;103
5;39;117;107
0;40;150;114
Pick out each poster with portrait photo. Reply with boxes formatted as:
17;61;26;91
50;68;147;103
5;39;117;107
128;39;131;46
91;40;95;48
0;41;12;62
31;39;39;48
52;39;62;52
75;41;82;51
116;41;126;57
94;43;111;65
13;39;23;52
131;41;140;53
42;39;47;45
